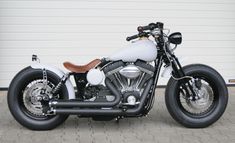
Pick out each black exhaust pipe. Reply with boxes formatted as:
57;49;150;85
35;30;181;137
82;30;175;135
54;79;153;116
50;78;121;108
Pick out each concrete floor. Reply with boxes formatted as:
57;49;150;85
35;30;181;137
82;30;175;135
0;87;234;143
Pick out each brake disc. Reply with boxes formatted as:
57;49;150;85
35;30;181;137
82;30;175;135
23;79;53;116
181;82;214;115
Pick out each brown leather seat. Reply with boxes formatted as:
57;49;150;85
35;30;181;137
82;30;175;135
63;59;101;73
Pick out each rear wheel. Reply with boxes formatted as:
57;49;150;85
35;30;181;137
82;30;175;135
8;67;69;130
165;64;228;128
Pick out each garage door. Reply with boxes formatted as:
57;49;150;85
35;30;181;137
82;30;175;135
0;0;235;88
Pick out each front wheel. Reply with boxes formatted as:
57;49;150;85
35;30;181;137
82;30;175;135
165;64;228;128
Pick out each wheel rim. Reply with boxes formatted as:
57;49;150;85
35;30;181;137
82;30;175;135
22;79;54;118
18;77;59;120
177;76;218;117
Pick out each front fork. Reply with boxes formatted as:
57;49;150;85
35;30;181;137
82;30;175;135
170;55;198;99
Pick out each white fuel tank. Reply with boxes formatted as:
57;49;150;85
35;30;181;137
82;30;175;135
109;39;157;62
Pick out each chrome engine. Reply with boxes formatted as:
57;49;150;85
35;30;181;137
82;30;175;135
103;60;155;105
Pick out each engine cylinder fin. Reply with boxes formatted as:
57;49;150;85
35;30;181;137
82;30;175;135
138;74;152;89
114;73;125;90
135;72;145;89
117;73;128;86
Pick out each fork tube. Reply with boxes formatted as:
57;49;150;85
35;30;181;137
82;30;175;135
171;55;197;98
171;55;185;77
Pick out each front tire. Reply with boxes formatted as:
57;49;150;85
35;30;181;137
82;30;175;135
165;64;228;128
8;67;69;130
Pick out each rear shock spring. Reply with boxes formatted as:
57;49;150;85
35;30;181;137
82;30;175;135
51;74;69;95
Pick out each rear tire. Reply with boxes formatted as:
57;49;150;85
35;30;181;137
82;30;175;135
165;64;228;128
8;67;69;130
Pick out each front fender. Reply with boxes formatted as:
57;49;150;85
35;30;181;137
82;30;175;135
31;63;75;99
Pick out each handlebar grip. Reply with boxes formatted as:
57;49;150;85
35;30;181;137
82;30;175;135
126;34;139;41
137;26;150;32
137;23;158;32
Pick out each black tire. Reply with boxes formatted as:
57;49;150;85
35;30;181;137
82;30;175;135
165;64;228;128
8;67;69;130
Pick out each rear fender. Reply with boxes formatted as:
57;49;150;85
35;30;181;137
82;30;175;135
31;63;75;99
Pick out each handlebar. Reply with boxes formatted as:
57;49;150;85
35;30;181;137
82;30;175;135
126;34;139;41
137;25;151;31
126;22;164;41
126;31;150;41
137;23;157;32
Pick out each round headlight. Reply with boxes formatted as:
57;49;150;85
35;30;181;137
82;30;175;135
169;32;182;45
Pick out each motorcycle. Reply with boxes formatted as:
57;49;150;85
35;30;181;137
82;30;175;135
7;22;228;130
